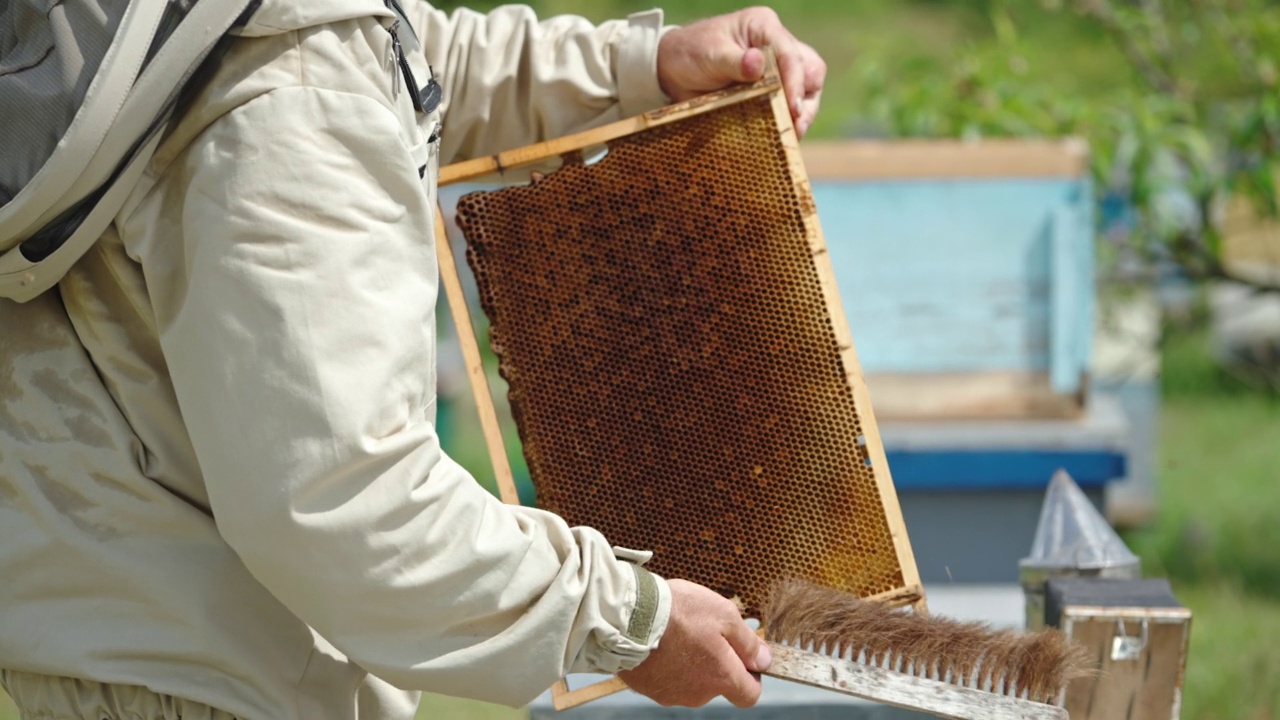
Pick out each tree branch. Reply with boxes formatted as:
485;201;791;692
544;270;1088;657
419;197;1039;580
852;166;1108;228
1205;0;1268;85
1076;0;1181;96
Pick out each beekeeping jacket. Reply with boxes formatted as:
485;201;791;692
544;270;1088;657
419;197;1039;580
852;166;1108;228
0;1;673;718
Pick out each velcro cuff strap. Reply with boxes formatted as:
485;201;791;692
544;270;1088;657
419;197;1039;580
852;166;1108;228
624;562;660;644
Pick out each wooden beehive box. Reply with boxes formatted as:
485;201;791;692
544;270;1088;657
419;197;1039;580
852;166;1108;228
801;139;1096;420
433;59;924;709
1045;577;1192;720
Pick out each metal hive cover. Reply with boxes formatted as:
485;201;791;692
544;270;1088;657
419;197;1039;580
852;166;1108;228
449;87;918;618
1023;470;1141;572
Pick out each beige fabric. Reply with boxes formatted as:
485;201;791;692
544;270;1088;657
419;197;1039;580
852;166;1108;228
396;2;670;164
1;670;238;720
0;2;674;719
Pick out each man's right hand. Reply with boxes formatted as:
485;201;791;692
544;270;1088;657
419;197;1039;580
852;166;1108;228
618;579;772;707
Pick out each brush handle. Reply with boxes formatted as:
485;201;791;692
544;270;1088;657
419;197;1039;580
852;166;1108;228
764;643;1068;720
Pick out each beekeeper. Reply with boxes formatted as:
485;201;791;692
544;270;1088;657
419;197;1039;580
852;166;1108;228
0;1;825;718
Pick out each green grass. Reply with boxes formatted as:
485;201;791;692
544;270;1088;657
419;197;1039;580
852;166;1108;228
416;693;526;720
1171;584;1280;720
1126;330;1280;601
1119;320;1280;720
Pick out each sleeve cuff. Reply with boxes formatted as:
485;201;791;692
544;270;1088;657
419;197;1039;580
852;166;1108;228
569;545;673;675
616;9;676;118
611;545;671;652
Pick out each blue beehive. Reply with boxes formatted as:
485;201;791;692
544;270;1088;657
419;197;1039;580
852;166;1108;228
803;139;1096;420
800;139;1128;583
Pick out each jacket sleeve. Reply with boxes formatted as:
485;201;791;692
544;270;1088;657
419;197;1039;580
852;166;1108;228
133;18;670;707
399;2;673;164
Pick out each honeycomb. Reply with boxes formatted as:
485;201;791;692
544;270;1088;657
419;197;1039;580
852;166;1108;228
454;96;906;617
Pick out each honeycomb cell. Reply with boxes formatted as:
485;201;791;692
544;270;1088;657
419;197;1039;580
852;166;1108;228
454;96;906;617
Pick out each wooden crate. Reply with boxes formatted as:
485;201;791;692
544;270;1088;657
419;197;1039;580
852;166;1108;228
1045;577;1192;720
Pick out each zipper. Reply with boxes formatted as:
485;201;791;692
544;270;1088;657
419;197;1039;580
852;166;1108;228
386;19;424;113
382;3;443;145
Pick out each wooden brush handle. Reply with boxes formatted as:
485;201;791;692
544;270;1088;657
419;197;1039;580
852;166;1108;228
765;643;1067;720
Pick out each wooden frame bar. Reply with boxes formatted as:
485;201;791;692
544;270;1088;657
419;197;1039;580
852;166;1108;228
761;81;925;612
434;211;521;505
439;78;778;186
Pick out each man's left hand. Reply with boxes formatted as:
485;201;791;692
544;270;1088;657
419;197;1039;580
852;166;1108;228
656;6;827;138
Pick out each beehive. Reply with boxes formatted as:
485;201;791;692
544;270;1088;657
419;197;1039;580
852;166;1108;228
434;60;924;707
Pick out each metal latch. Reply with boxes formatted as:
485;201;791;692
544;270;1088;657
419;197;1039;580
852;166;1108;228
1111;618;1149;661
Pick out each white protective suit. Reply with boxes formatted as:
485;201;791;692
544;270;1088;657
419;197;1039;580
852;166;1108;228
0;1;676;718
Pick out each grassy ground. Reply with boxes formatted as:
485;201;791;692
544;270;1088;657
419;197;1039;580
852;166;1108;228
1121;322;1280;720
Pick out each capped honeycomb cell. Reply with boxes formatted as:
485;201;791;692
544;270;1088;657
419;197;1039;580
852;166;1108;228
453;95;907;618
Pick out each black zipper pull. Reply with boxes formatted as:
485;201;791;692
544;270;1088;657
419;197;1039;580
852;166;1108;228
387;20;424;113
420;72;442;115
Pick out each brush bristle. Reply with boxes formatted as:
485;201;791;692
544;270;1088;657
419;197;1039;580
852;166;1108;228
762;580;1090;703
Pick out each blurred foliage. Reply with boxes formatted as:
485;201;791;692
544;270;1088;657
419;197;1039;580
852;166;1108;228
1126;311;1280;598
1121;316;1280;720
859;0;1280;289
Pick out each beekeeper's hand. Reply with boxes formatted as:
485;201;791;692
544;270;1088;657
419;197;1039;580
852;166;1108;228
656;6;826;137
618;579;772;707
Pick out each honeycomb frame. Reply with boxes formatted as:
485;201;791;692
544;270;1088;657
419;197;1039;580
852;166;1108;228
435;60;925;709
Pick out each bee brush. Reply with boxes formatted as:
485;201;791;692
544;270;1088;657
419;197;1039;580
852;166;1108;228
759;580;1089;720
